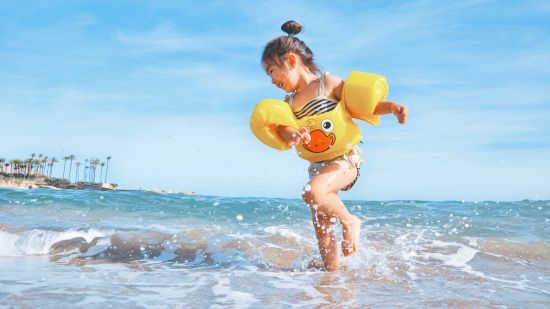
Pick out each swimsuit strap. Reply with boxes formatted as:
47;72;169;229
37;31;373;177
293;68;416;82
318;72;326;98
287;72;328;107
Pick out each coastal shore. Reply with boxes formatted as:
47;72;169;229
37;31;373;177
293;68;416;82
0;178;197;194
0;176;117;191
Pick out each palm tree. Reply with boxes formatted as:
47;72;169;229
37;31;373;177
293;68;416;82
0;158;5;174
87;159;93;182
67;155;76;182
9;160;15;178
104;156;112;183
88;159;93;182
31;159;39;176
75;162;81;182
83;159;89;182
4;163;9;175
41;156;48;176
24;158;33;179
7;161;14;175
11;159;21;178
62;156;69;179
90;160;95;183
49;157;58;178
28;153;37;176
91;158;101;183
99;162;105;183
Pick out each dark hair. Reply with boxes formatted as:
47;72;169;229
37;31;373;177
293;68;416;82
261;20;321;74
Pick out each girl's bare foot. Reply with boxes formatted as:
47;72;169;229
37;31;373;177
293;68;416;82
341;215;361;256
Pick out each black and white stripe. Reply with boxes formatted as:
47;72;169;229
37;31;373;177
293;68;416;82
294;98;338;119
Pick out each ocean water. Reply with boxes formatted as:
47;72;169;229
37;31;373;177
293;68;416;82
0;188;548;308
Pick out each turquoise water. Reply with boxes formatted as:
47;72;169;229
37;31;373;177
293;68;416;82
0;188;549;308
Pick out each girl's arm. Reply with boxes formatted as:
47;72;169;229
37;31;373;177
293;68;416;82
327;73;408;124
374;101;408;124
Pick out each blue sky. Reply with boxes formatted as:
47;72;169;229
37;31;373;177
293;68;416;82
1;0;549;200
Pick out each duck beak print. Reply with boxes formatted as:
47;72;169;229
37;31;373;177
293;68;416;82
303;129;336;153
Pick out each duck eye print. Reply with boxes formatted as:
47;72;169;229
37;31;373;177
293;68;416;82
321;119;334;133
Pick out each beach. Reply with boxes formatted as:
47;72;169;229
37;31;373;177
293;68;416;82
1;188;548;308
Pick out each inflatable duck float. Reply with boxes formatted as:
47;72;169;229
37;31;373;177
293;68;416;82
250;71;388;162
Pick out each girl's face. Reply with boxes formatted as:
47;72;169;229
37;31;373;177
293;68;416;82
263;55;298;93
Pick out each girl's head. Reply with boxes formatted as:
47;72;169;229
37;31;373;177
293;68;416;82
262;20;321;92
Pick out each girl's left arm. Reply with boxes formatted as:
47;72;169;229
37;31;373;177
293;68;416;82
327;74;408;124
374;101;408;124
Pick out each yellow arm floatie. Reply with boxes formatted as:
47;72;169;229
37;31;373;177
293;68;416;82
342;71;389;126
250;99;298;150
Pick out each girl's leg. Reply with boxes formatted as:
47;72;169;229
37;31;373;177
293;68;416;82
303;163;361;258
311;210;339;271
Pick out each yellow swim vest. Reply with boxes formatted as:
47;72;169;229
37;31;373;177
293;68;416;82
250;71;388;162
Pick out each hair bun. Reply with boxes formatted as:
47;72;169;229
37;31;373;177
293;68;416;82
281;20;303;36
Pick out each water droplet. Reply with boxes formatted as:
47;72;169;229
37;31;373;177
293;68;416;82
330;217;336;223
304;184;311;192
213;201;220;206
140;247;145;251
236;214;243;221
99;196;104;200
465;223;469;228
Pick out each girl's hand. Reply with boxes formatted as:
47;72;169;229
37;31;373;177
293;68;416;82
391;103;408;124
278;126;311;147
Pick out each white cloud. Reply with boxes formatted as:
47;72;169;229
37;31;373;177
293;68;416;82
112;23;256;53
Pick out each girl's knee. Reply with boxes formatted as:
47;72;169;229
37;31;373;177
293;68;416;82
302;183;327;205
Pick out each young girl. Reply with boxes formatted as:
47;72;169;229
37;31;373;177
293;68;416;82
255;20;408;271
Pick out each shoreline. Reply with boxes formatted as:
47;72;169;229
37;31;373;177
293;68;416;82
0;177;118;191
0;179;196;195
